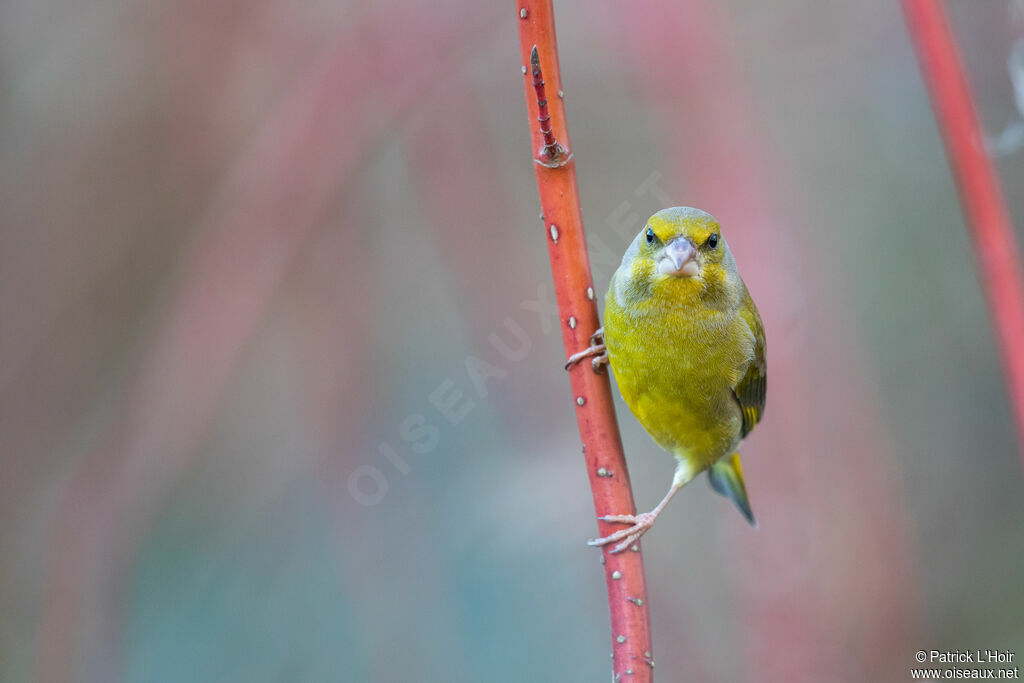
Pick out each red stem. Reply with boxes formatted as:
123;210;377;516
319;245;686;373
902;0;1024;463
530;46;566;164
516;3;654;680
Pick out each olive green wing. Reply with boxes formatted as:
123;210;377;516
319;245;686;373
733;284;766;438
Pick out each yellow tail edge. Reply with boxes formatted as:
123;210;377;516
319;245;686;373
707;452;757;527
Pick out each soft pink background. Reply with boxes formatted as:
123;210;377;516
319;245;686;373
2;1;1023;681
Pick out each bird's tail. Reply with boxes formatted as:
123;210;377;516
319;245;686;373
707;453;757;527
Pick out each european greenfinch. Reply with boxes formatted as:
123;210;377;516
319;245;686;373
566;207;766;553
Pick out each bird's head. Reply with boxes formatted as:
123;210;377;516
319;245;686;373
643;207;727;278
615;207;738;308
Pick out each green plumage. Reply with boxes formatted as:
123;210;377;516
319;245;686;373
603;207;765;524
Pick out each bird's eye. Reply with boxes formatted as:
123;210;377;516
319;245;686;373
645;228;656;244
706;233;719;249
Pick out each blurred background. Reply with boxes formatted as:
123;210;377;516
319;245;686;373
2;0;1024;681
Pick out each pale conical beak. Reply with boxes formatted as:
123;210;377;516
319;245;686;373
659;238;699;277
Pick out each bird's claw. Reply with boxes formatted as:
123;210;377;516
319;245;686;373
596;514;637;523
565;327;608;372
588;511;657;554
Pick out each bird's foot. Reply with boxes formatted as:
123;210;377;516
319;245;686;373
564;327;608;372
588;510;658;554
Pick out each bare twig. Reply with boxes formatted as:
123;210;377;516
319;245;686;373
529;46;570;167
515;3;654;680
902;0;1024;463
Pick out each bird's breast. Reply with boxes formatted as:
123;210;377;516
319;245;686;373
604;295;749;468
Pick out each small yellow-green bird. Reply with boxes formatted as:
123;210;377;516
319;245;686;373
566;207;766;553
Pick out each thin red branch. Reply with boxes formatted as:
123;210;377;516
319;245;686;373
902;0;1024;464
516;3;653;680
530;46;568;166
